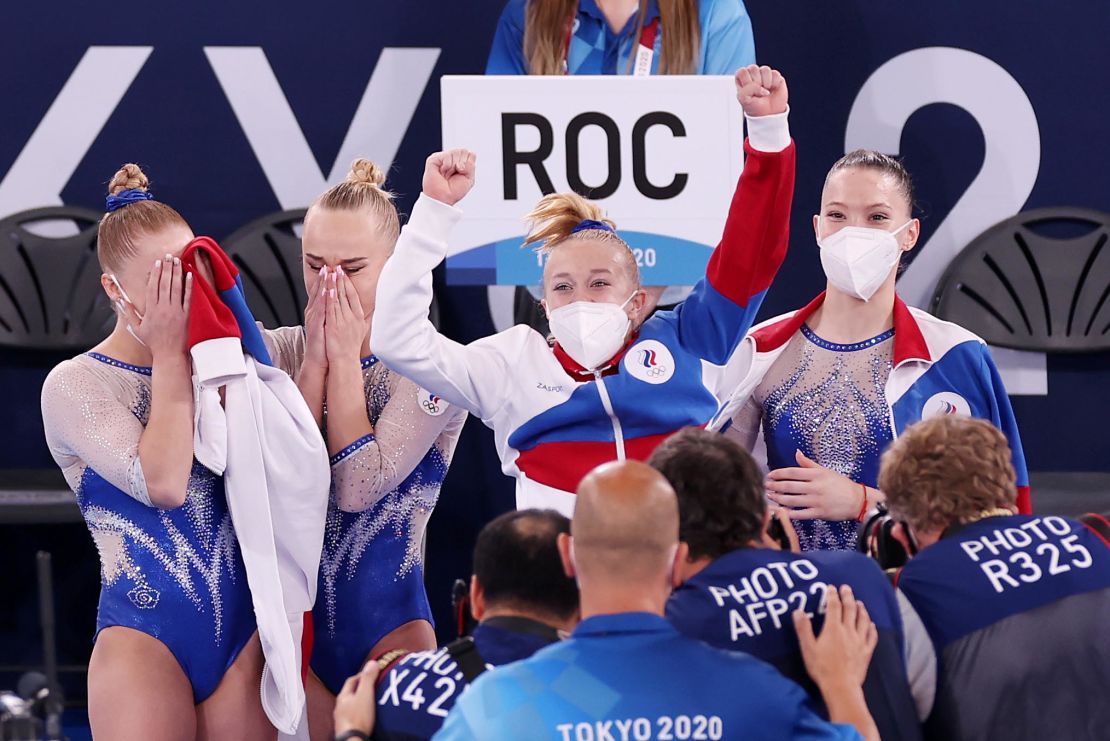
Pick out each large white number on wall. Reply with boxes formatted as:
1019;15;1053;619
845;47;1041;309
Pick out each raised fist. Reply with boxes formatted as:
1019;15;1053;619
735;64;788;118
423;149;477;207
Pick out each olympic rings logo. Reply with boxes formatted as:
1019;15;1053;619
420;393;445;415
626;341;675;385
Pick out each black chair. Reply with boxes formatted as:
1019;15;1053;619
931;207;1110;353
0;207;100;521
0;206;112;350
221;209;309;329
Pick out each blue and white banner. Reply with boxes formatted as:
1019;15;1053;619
441;75;742;285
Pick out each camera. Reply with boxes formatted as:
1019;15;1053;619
0;673;63;741
857;504;917;570
0;553;65;740
765;515;792;551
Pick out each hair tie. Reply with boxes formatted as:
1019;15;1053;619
570;219;614;235
106;189;154;213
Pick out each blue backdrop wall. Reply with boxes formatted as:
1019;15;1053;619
1;0;1108;660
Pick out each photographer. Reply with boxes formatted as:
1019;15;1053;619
880;416;1110;740
332;509;579;741
436;460;881;740
651;428;930;739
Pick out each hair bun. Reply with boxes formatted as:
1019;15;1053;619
523;192;616;252
346;158;387;188
107;163;150;196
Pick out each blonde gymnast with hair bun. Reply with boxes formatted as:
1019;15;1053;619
261;159;466;740
372;65;794;516
487;0;759;311
40;164;273;740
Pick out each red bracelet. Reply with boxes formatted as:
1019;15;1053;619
856;484;869;522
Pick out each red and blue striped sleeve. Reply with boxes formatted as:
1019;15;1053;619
667;118;795;365
980;344;1032;513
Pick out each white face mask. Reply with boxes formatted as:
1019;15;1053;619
110;275;147;346
548;293;637;371
817;220;912;301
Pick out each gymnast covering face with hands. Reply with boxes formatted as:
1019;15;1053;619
261;159;466;740
41;165;272;740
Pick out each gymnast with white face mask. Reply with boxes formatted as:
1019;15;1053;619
721;150;1031;552
372;64;795;515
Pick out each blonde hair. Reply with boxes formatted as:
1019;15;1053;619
97;163;189;272
523;192;640;286
878;416;1017;532
309;158;400;240
524;0;699;76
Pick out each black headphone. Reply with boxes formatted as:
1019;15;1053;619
857;504;917;571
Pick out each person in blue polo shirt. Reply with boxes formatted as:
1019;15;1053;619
340;509;579;741
487;0;754;77
650;427;931;740
486;0;756;316
878;416;1110;741
434;460;881;740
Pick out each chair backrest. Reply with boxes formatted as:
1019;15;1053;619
931;207;1110;353
0;206;112;350
221;209;308;329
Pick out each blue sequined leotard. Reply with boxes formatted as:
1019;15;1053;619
41;353;256;702
733;325;895;551
263;327;465;694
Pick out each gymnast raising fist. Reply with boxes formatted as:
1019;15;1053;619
372;65;795;516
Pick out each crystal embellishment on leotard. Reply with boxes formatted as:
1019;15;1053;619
46;354;253;661
319;470;443;633
330;434;377;466
799;324;895;353
130;383;151;427
81;482;242;641
317;361;453;634
128;585;160;609
761;325;895;551
87;351;153;376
